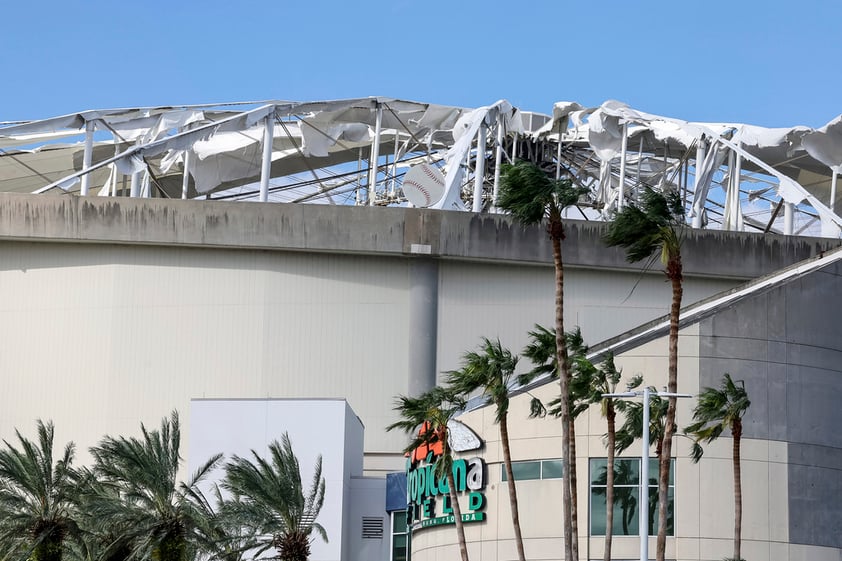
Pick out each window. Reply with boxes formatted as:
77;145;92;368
391;510;409;561
589;458;674;536
501;459;563;481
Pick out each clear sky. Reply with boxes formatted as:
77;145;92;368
2;0;840;128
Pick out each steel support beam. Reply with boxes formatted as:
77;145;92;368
80;120;95;196
472;123;486;213
492;114;504;208
259;111;275;203
618;122;628;209
368;102;383;206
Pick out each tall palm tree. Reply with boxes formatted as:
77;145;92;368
684;373;751;561
578;354;625;561
86;411;222;561
521;324;591;560
565;328;597;561
387;386;470;561
222;433;327;561
445;338;525;561
614;389;674;536
604;185;685;561
0;420;78;561
498;160;587;561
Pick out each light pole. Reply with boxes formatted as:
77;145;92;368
603;387;693;561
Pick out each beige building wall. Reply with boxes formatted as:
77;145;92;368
0;241;413;467
410;325;832;561
436;261;736;375
0;239;736;476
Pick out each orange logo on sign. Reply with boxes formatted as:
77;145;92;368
408;422;444;465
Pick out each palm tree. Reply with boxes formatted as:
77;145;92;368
614;390;670;461
565;328;597;560
684;373;751;561
222;433;327;561
578;354;624;561
614;389;674;536
521;324;591;560
445;338;525;561
498;160;587;561
387;386;470;561
0;420;78;561
71;474;133;561
86;411;222;561
189;484;259;561
604;185;685;561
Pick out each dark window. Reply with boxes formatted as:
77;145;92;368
589;458;674;536
391;511;409;561
501;459;563;481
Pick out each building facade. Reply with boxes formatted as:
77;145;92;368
0;195;839;560
407;253;842;561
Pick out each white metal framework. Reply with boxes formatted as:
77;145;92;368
1;97;840;237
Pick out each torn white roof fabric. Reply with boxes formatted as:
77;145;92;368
2;96;841;239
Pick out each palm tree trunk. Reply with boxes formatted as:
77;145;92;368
569;417;579;561
733;419;743;561
157;534;186;561
447;468;471;561
604;404;616;561
550;220;574;561
656;258;682;561
33;536;62;561
500;415;527;561
441;431;471;561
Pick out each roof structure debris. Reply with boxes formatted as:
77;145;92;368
2;97;841;238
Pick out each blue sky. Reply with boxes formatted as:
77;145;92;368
2;0;840;128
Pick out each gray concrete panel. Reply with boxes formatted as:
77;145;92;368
699;335;769;363
698;356;773;440
766;362;789;442
408;258;439;397
788;445;842;549
785;366;842;449
698;257;842;550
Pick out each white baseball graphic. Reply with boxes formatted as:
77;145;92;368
402;163;445;208
447;419;483;452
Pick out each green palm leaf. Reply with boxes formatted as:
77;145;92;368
84;411;222;561
0;420;78;561
222;433;327;561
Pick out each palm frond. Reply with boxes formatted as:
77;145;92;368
497;161;557;225
222;432;328;557
85;411;223;561
604;186;684;265
445;337;517;424
684;373;751;463
0;420;78;560
497;161;589;230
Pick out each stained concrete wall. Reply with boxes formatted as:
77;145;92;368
699;260;842;550
0;193;835;276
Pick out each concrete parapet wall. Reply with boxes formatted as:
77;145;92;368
0;193;837;278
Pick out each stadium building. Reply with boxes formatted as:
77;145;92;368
1;98;840;560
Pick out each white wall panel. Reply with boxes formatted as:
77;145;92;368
189;399;362;561
0;242;411;465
